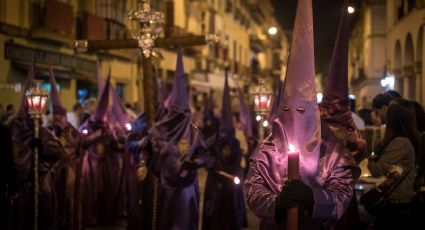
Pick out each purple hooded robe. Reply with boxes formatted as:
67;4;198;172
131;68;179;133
49;67;83;230
202;73;247;230
244;0;360;229
319;1;366;164
318;3;367;229
79;74;124;226
9;63;67;230
124;65;172;230
146;48;212;230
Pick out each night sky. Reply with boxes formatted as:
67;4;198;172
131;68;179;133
271;0;360;76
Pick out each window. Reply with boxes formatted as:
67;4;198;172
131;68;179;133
116;83;125;100
96;0;127;39
96;0;126;23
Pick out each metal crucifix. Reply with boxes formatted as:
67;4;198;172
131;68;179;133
74;1;219;127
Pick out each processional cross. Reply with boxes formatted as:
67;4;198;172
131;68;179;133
74;0;219;127
74;1;219;229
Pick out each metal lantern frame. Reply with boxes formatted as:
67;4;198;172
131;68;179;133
251;80;273;116
25;80;49;230
25;80;49;119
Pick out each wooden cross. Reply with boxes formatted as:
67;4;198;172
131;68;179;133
74;34;215;127
74;33;217;230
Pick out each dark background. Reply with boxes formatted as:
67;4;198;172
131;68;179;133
271;0;361;78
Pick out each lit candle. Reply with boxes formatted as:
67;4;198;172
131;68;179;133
125;123;132;131
216;170;241;185
287;143;300;230
287;144;300;180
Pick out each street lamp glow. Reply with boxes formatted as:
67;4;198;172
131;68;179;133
348;6;355;14
268;27;278;35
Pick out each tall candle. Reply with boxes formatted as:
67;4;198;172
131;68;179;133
287;144;300;180
287;143;299;230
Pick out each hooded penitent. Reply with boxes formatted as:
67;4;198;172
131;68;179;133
244;0;360;229
79;74;123;225
319;1;366;163
146;48;211;230
276;0;321;177
202;72;247;230
9;63;66;230
49;67;83;230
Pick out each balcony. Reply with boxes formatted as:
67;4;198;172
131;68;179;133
30;0;74;44
80;12;105;40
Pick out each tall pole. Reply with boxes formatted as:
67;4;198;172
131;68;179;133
142;56;155;127
33;118;40;230
141;55;159;230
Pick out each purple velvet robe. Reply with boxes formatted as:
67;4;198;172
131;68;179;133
203;135;247;230
9;116;67;230
148;107;212;230
125;114;160;230
79;118;124;226
244;123;360;230
51;115;83;230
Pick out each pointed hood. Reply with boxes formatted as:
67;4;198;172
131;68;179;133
276;0;320;176
169;48;190;110
109;68;129;125
323;1;349;101
17;61;35;118
94;73;111;121
319;2;367;163
49;67;66;116
237;88;253;139
219;72;234;137
97;61;105;95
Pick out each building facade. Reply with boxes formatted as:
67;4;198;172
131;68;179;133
386;0;425;103
349;0;425;108
0;0;288;114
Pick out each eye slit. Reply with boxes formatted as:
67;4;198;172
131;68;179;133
296;108;306;114
283;106;290;111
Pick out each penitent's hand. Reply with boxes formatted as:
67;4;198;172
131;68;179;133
137;165;148;181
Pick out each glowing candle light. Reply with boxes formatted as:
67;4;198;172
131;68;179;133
216;170;241;185
125;123;132;131
82;129;88;134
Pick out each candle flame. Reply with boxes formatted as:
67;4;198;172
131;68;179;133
234;177;241;185
288;144;296;152
82;129;88;134
125;123;132;131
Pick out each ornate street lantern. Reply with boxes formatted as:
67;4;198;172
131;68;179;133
25;80;49;230
251;80;273;116
26;80;49;118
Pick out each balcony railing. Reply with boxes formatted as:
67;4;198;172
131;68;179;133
42;0;74;36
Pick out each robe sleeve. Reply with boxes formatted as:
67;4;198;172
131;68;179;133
244;160;277;222
310;165;356;220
